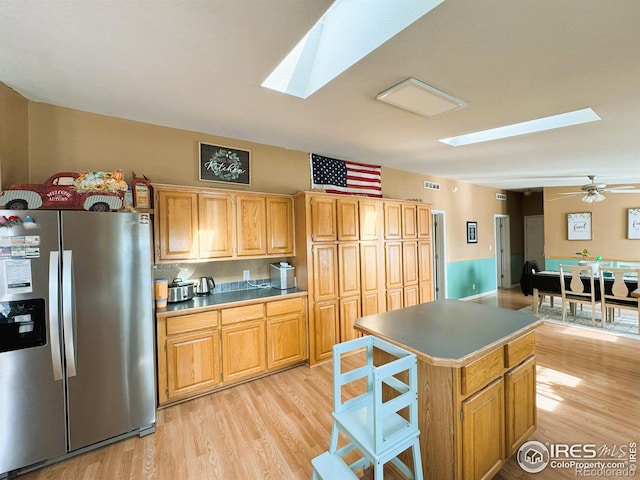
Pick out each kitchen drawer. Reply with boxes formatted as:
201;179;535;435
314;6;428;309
221;303;265;325
266;297;304;317
461;347;504;396
504;332;536;369
166;311;219;335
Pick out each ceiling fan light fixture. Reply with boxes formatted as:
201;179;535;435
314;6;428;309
582;191;605;203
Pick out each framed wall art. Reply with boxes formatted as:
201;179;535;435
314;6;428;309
466;221;478;243
628;208;640;239
567;212;592;240
199;142;251;185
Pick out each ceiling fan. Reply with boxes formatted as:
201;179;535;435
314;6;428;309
553;175;639;203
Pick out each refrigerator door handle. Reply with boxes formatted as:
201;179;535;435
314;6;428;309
62;250;77;377
49;251;64;381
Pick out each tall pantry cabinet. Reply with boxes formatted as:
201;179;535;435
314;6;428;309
293;191;432;365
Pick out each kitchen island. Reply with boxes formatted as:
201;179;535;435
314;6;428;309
354;300;542;480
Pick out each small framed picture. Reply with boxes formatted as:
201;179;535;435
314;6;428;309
467;221;478;243
199;142;251;185
628;208;640;239
567;212;592;240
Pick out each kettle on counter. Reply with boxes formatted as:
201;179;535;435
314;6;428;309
194;276;215;295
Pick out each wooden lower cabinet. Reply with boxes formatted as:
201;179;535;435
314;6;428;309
166;329;220;399
404;285;419;307
157;294;307;406
386;288;403;311
462;378;505;480
505;356;537;456
339;295;361;342
313;300;339;363
221;320;266;383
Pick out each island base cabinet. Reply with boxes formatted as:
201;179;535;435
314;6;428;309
221;320;266;383
462;378;505;480
505;356;537;457
167;331;221;400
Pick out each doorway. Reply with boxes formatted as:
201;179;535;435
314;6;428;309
524;215;545;271
432;211;446;299
494;215;511;289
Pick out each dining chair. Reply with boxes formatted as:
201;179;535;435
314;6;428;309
598;266;640;334
558;264;603;327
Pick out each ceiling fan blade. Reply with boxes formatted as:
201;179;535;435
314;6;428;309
604;189;640;193
547;194;580;201
557;191;584;195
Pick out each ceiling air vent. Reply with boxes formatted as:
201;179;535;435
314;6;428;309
424;181;441;191
496;193;507;201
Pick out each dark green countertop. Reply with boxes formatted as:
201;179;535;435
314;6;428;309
354;299;542;367
156;287;307;317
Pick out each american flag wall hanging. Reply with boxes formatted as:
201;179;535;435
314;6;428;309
310;153;382;198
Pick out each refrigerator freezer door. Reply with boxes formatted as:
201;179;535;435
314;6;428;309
61;211;155;451
0;210;66;474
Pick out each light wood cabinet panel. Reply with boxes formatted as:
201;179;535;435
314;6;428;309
156;190;199;261
267;312;306;370
360;242;382;294
402;241;419;285
337;198;359;241
417;204;432;239
236;195;266;256
404;285;419;307
166;330;220;400
359;200;379;241
266;196;294;255
462;378;505;480
221;320;266;383
220;303;265;325
401;203;417;238
313;300;339;363
385;241;403;288
166;311;219;336
338;242;360;297
198;193;233;258
310;196;337;242
386;288;403;311
419;282;433;304
361;291;384;316
312;244;339;301
505;356;537;456
418;241;432;282
383;202;402;240
339;295;361;342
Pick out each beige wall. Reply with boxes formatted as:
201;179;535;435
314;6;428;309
543;186;640;262
0;82;29;187
24;101;520;264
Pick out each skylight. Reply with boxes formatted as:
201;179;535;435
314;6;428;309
261;0;445;98
439;108;601;146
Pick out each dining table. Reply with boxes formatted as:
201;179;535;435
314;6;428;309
531;270;639;314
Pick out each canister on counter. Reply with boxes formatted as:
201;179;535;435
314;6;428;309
154;279;168;308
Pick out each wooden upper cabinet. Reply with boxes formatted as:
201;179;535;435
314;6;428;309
385;241;403;289
156;190;199;261
417;204;432;239
359;200;379;241
401;203;417;238
236;195;267;256
384;202;402;240
266;196;294;255
337;198;359;241
402;241;419;285
310;196;337;242
199;193;233;258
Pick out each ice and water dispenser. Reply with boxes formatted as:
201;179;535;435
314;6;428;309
270;262;296;290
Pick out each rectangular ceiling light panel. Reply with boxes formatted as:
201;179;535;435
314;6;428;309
377;77;467;117
439;108;601;146
262;0;445;98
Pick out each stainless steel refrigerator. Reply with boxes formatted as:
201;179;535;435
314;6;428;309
0;210;156;476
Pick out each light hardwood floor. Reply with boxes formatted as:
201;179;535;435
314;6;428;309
17;288;640;479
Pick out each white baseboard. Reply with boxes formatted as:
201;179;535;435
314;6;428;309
459;289;497;301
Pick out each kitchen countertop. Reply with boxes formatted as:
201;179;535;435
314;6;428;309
156;287;307;318
354;299;542;367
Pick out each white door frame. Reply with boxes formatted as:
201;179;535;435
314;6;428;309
494;214;511;289
432;210;447;299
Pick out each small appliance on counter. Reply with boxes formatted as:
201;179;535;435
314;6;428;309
270;262;296;290
194;276;215;295
167;278;195;303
